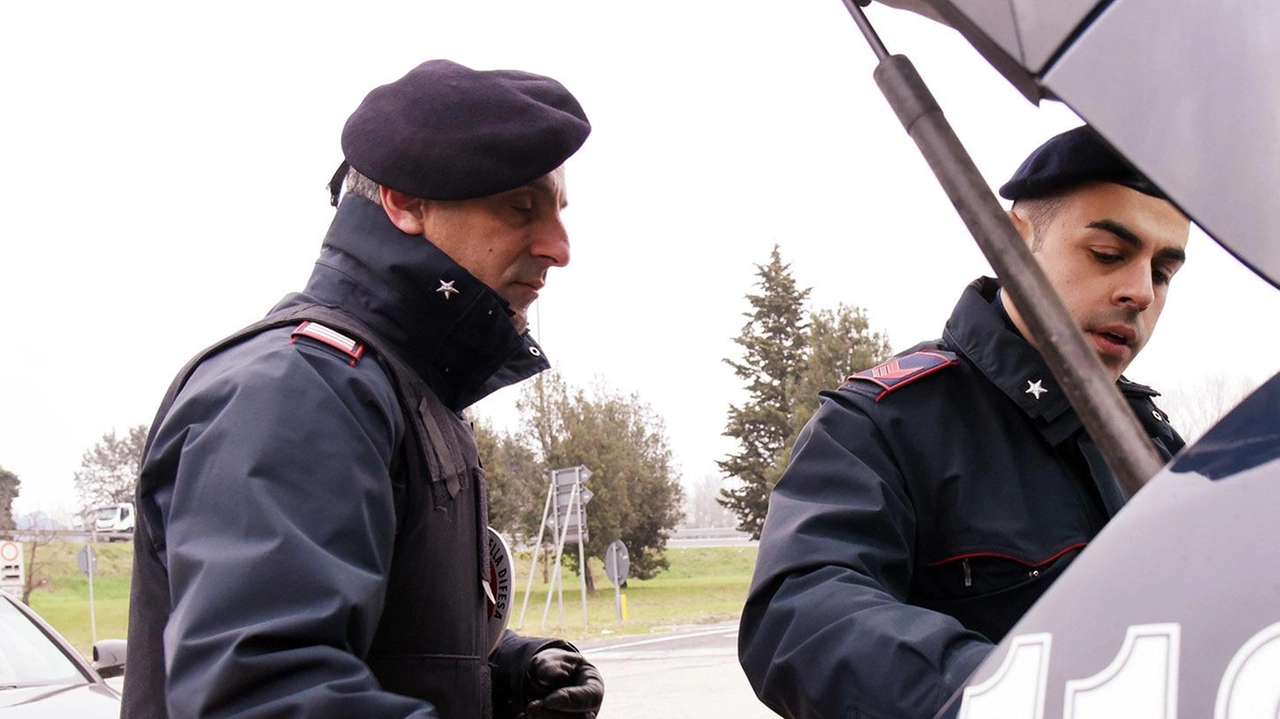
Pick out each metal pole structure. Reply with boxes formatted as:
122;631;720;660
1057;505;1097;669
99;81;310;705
610;543;623;622
541;481;579;628
575;467;589;631
838;0;1165;496
552;475;564;626
86;542;97;645
517;473;557;629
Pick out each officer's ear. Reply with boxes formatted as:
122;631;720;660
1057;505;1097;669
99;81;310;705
1006;206;1036;248
380;188;429;236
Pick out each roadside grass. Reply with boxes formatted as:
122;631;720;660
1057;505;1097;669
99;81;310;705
25;540;134;654
22;541;757;655
510;545;757;644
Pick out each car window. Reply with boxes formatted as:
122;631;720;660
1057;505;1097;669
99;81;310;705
0;599;88;687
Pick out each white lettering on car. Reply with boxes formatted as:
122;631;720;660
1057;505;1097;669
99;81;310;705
960;633;1053;719
958;621;1280;718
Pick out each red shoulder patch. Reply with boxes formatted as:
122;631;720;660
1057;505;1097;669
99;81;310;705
290;321;365;366
843;350;958;402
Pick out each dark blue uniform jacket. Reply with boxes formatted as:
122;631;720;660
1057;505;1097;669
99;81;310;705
124;197;560;718
739;277;1184;719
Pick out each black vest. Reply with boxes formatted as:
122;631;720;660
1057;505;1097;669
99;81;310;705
124;303;494;719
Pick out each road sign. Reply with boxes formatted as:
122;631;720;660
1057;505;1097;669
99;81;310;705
553;465;592;487
78;542;100;643
563;483;591;506
605;540;630;587
0;541;23;594
552;469;593;543
77;544;97;577
605;539;630;623
522;465;596;632
556;511;590;543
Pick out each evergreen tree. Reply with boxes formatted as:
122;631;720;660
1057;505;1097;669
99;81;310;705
0;465;19;532
789;304;892;439
719;248;893;539
718;245;811;539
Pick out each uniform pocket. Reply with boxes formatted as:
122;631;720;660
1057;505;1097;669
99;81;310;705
913;543;1086;641
366;653;491;719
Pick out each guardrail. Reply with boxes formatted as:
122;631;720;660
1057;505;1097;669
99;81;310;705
5;527;748;545
0;530;133;543
669;526;751;540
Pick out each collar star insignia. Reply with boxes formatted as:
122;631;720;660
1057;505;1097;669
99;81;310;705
435;279;459;300
1025;379;1048;400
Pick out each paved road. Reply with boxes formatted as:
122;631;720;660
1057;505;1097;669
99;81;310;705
106;622;779;717
580;622;780;719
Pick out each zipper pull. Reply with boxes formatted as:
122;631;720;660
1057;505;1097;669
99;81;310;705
962;558;973;588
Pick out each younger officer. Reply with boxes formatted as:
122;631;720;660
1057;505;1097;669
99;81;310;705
739;126;1188;719
125;60;603;719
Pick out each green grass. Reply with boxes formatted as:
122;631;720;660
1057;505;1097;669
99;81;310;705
23;541;757;655
510;546;758;644
25;540;134;654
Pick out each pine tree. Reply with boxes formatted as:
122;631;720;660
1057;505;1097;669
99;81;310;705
789;304;892;439
719;248;893;539
718;245;811;539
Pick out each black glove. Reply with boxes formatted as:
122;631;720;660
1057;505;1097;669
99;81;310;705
523;647;604;719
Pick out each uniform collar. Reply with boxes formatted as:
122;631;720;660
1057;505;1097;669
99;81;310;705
943;278;1080;444
277;196;550;411
943;277;1164;446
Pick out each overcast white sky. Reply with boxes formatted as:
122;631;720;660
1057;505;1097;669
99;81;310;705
3;1;1278;519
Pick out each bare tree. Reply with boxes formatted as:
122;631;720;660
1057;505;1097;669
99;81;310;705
1157;374;1257;444
20;528;58;604
73;425;148;513
685;474;738;528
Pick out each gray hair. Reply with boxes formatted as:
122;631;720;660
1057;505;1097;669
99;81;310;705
342;167;383;206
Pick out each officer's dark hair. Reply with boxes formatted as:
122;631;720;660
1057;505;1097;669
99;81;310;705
1011;195;1066;251
342;167;383;207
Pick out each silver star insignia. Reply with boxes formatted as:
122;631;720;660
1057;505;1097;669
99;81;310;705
1026;379;1048;400
436;280;459;300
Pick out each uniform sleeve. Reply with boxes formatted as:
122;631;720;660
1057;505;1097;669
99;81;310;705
149;335;439;718
738;392;993;719
489;629;576;719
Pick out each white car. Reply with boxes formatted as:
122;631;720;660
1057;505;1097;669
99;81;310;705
0;590;125;717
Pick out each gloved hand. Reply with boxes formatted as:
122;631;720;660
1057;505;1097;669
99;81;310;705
523;647;604;719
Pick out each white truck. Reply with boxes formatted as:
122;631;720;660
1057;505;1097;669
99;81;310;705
94;502;135;536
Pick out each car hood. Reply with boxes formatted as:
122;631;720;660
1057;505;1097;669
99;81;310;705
0;682;121;717
936;371;1280;718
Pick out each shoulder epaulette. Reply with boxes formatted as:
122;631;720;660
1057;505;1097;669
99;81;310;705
842;350;958;402
290;321;366;366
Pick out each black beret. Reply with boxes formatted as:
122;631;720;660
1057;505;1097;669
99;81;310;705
337;59;590;201
999;125;1165;202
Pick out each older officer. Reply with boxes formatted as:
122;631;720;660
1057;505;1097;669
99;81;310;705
739;126;1189;719
125;60;603;719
